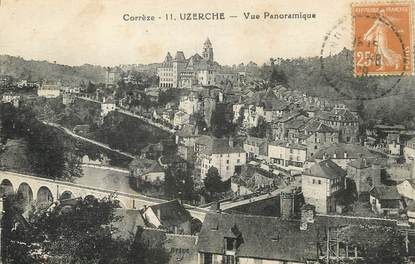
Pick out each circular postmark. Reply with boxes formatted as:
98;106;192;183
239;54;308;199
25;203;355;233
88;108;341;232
319;11;409;101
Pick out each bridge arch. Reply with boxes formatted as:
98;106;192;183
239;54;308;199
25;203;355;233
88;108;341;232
0;179;14;196
0;171;207;220
37;186;53;208
17;182;33;209
59;190;74;201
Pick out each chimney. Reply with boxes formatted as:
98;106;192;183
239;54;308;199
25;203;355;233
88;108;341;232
0;196;4;215
229;137;234;148
280;192;295;218
300;204;315;231
156;208;161;220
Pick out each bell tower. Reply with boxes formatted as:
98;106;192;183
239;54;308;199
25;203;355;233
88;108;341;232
202;38;214;62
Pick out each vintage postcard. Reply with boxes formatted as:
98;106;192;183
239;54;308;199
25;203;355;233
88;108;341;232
0;0;415;263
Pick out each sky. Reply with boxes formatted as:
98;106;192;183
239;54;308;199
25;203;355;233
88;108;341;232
0;0;357;66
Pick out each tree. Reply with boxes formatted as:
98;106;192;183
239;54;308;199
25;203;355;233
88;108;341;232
4;196;169;264
86;81;97;94
210;104;235;138
204;167;224;195
0;105;82;181
164;165;195;202
248;116;268;138
337;224;405;264
269;66;287;86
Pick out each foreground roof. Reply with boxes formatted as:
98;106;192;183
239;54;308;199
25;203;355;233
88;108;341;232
197;213;319;262
112;209;146;240
197;211;398;262
148;200;192;228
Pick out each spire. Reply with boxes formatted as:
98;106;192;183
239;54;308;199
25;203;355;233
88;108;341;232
164;52;172;62
202;37;214;62
204;37;212;47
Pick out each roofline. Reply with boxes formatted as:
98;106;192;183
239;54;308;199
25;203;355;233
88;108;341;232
196;250;316;262
315;213;397;223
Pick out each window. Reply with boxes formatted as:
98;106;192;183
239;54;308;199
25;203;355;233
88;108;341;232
226;238;235;251
318;180;321;184
204;253;213;264
226;166;229;170
312;179;316;184
224;255;235;264
237;159;240;163
226;160;229;164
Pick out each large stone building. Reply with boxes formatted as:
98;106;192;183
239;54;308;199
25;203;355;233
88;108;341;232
37;81;61;98
316;108;359;144
268;141;307;172
157;38;236;89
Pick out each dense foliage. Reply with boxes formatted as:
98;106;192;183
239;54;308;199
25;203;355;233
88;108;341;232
210;103;236;138
3;196;169;264
0;104;82;181
164;165;195;202
337;224;405;264
94;111;172;155
203;167;229;201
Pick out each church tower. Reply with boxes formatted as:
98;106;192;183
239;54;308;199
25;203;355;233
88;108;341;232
202;38;214;62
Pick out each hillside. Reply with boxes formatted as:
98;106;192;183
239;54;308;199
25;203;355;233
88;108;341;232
0;55;107;84
259;49;415;129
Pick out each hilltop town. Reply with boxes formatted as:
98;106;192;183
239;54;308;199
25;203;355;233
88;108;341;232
0;38;415;263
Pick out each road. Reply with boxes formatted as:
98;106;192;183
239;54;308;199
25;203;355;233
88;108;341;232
219;177;301;211
77;165;136;194
117;108;176;134
44;122;135;159
76;95;176;134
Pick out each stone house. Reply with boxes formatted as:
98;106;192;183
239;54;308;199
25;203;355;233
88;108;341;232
243;136;268;161
346;158;381;198
141;200;192;235
129;158;165;189
369;185;403;216
302;160;347;214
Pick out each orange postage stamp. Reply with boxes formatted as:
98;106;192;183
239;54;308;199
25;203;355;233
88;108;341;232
352;2;413;76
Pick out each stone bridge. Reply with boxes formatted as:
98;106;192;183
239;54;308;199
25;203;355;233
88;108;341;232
0;170;208;221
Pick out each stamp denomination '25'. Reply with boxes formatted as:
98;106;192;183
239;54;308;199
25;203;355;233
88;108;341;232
352;2;413;76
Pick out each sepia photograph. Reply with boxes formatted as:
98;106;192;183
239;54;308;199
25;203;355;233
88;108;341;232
0;0;414;263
